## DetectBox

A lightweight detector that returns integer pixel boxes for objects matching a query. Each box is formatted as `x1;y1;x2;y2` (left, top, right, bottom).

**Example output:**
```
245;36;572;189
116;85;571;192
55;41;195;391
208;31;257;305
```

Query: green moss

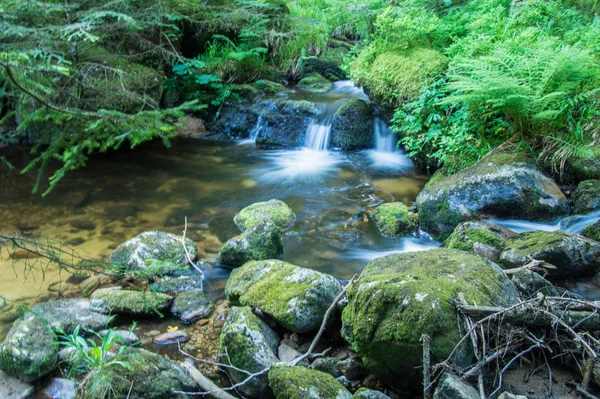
268;365;351;399
234;199;296;231
331;99;374;151
90;290;173;317
217;223;283;267
574;180;600;215
253;79;288;94
297;73;333;93
444;222;510;252
582;222;600;241
503;230;568;255
370;202;414;237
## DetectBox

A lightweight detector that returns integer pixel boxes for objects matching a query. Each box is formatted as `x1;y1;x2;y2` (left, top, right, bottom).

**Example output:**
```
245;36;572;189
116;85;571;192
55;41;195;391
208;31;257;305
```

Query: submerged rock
109;230;197;274
499;230;600;279
297;73;333;93
416;153;568;240
153;331;189;345
31;298;114;335
171;291;214;324
341;248;519;387
331;99;374;151
218;222;283;267
433;373;480;399
0;313;58;382
573;180;600;215
0;371;34;399
219;306;279;398
582;221;600;241
443;221;516;261
234;199;296;232
226;260;342;333
511;270;559;298
369;202;416;237
268;365;352;399
90;289;173;316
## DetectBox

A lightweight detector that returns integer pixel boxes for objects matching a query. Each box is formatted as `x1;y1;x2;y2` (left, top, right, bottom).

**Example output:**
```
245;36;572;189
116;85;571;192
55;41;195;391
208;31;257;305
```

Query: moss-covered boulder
170;291;214;324
253;80;289;95
0;313;58;382
297;73;333;93
217;222;283;267
567;147;600;181
219;306;279;398
31;298;113;335
109;231;197;275
95;348;196;399
416;154;569;240
268;365;352;399
302;47;348;81
341;248;519;387
582;221;600;241
226;260;342;333
331;99;374;151
499;230;600;279
90;289;173;316
511;270;559;298
443;221;516;261
432;373;480;399
369;202;416;237
235;199;296;232
573;180;600;215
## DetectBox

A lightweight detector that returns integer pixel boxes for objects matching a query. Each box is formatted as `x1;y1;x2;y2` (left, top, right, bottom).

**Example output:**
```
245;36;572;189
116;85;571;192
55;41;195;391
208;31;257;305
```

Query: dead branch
179;361;237;399
181;217;204;277
503;257;557;276
566;381;599;399
421;334;432;399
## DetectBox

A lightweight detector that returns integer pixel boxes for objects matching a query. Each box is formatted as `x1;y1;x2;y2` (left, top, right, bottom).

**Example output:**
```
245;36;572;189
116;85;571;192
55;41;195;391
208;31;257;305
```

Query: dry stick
181;217;204;276
178;361;238;399
489;342;545;399
582;357;595;391
421;334;432;399
566;381;599;399
458;293;486;399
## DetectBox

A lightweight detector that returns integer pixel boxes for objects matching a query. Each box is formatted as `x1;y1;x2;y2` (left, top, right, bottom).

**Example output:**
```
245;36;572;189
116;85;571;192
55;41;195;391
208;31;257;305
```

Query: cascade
373;117;397;152
304;116;333;151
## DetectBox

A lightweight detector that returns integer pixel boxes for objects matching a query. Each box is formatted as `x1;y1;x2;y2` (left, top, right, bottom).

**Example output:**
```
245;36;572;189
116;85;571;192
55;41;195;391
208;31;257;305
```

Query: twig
181;217;204;276
566;380;599;399
421;334;432;399
582;357;594;391
178;361;238;399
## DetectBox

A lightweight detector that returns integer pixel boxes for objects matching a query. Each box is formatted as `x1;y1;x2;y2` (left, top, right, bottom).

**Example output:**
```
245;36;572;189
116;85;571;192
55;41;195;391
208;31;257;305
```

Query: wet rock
582;221;600;241
171;291;214;324
499;230;600;279
341;249;519;388
219;306;279;398
42;378;77;399
369;202;416;237
567;147;600;181
109;230;197;274
311;357;342;378
297;73;333;93
99;329;140;345
433;373;480;399
90;289;173;316
497;393;527;399
268;365;352;399
574;180;600;215
149;271;204;293
153;330;189;345
278;342;301;363
352;388;391;398
31;298;114;335
511;270;559;298
337;355;368;380
0;371;34;399
0;313;58;382
331;99;374;151
234;199;296;232
416;153;568;240
226;260;342;333
253;80;289;95
337;375;360;390
443;221;516;261
217;222;283;267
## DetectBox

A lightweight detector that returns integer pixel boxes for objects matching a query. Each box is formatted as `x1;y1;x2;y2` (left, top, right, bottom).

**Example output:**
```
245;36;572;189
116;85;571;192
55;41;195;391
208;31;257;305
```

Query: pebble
153;330;190;345
42;378;77;399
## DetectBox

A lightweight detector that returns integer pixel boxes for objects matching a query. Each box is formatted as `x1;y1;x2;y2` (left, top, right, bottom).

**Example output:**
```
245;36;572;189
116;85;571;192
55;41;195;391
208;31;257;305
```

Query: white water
349;234;441;262
238;115;267;145
255;149;344;184
366;118;415;173
304;116;333;151
488;209;600;235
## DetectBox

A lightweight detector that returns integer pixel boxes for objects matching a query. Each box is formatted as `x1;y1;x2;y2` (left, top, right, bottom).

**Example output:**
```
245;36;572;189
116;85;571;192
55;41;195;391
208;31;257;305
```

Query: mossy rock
148;271;204;294
253;80;289;95
217;222;283;267
0;313;58;382
234;199;296;232
95;348;196;399
219;306;279;398
302;47;348;81
369;202;415;237
331;99;374;151
573;180;600;215
511;270;559;298
90;289;173;316
416;153;568;241
109;230;197;275
268;365;352;399
582;221;600;241
297;73;333;93
171;291;214;324
499;230;600;279
566;147;600;181
30;298;113;335
225;260;342;333
443;221;516;261
341;248;519;387
432;373;480;399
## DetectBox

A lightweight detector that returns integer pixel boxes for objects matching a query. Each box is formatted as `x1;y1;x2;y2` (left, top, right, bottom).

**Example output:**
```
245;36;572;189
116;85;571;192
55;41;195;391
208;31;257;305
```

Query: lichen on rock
234;199;296;232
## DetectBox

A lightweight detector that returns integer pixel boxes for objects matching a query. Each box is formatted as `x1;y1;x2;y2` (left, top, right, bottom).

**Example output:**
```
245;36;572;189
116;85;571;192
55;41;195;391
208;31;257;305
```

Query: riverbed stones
31;298;114;335
226;260;342;332
574;180;600;215
369;202;416;237
217;222;283;267
153;330;189;345
499;230;600;279
352;388;391;399
234;199;296;232
0;371;34;399
90;289;173;316
433;373;480;399
149;270;204;293
341;248;519;387
443;221;516;261
171;291;214;324
416;153;569;240
311;357;342;378
297;73;333;93
331;99;374;151
268;365;352;399
0;313;58;382
109;230;197;274
582;221;600;241
219;306;279;398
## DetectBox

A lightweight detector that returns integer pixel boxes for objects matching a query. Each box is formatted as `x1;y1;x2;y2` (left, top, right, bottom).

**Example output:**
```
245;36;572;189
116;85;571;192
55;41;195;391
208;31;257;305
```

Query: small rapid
488;209;600;235
366;118;415;173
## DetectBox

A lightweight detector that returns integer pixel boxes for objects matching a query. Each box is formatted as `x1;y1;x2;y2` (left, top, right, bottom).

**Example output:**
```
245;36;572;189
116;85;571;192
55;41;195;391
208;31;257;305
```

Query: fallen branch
503;257;556;276
566;380;599;399
421;334;432;399
179;361;238;399
181;217;204;277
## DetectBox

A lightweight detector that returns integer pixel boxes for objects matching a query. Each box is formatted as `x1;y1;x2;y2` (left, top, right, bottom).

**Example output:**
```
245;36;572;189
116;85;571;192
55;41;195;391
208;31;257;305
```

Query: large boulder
226;260;342;333
573;180;600;215
331;99;374;151
268;365;352;399
234;199;296;232
31;298;114;335
582;221;600;241
0;313;58;382
341;248;519;387
499;230;600;279
217;222;283;267
297;73;333;93
90;289;173;316
416;154;569;240
433;373;480;399
219;306;279;398
109;231;197;274
369;202;416;237
171;291;214;324
567;147;600;181
443;221;516;261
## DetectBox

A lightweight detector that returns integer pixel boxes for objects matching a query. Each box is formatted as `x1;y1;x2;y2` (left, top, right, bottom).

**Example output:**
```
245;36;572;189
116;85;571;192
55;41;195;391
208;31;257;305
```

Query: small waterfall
368;118;414;173
304;116;333;151
373;118;397;152
249;116;265;141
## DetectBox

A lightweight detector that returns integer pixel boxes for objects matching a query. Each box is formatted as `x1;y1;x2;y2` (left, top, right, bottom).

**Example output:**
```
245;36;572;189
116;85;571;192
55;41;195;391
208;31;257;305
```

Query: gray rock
31;298;113;335
337;356;368;380
0;371;34;399
90;289;173;316
497;393;527;399
443;221;516;261
511;270;559;298
331;99;374;151
433;373;480;399
352;388;392;398
153;331;189;345
99;329;140;345
217;222;283;267
0;313;58;382
336;375;360;390
219;306;279;398
149;271;204;293
42;378;77;399
574;180;600;215
256;100;319;148
234;199;296;232
171;291;214;324
268;365;352;399
278;342;301;363
311;357;342;378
